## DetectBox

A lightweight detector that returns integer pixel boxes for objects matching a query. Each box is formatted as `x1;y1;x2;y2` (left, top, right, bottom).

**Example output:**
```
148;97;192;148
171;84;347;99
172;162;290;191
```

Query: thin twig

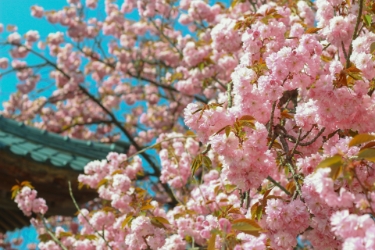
227;82;233;108
353;168;375;216
68;181;113;250
287;162;302;199
290;128;302;158
76;45;208;104
341;41;349;63
150;20;183;57
346;0;364;68
323;43;331;51
299;127;325;146
212;77;226;89
300;125;315;141
280;135;303;198
248;0;257;12
41;215;68;250
266;176;291;196
245;190;251;210
78;85;178;205
268;101;277;138
58;120;114;133
201;144;211;155
0;63;48;78
127;135;196;161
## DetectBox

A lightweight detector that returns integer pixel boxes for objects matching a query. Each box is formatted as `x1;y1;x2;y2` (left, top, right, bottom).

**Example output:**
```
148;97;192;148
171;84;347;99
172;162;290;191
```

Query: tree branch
346;0;364;68
266;176;291;196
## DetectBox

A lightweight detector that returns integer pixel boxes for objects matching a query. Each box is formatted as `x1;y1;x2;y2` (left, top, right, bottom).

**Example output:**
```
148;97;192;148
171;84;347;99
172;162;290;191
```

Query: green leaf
371;42;375;54
316;155;343;180
241;121;256;129
224;184;237;193
231;218;261;236
78;182;88;190
227;207;242;214
174;213;183;220
214;125;230;136
250;202;263;220
272;13;284;19
230;0;239;8
85;234;97;240
316;155;343;169
152;143;161;151
349;134;375;147
239;115;255;122
358;148;375;162
250;203;259;220
38;233;52;242
102;206;117;213
20;181;34;189
122;214;134;229
170;72;183;82
364;15;372;26
152;216;170;225
225;126;231;137
96;178;108;189
330;164;343;180
346;66;361;73
135;187;146;196
305;27;322;34
11;185;20;200
140;204;155;211
59;232;73;238
207;233;217;250
151;217;169;229
321;55;333;62
361;141;375;150
255;204;263;220
198;62;204;71
214;184;221;195
191;154;202;176
261;188;272;207
111;170;123;176
185;130;196;137
347;72;363;81
202;155;212;168
205;200;215;205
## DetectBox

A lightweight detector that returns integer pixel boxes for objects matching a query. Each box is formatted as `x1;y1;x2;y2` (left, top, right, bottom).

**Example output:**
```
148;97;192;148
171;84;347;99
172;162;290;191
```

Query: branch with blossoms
1;41;180;204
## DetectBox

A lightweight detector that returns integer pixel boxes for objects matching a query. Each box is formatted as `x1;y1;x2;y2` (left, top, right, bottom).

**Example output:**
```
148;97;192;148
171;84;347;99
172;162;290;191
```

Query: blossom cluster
14;186;48;217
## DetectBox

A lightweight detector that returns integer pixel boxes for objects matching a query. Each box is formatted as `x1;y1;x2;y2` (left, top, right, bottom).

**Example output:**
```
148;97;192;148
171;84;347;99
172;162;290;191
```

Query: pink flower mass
3;0;375;249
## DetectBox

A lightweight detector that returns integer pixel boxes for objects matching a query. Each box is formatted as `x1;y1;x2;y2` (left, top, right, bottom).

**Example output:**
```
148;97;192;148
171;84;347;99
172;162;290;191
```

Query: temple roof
0;115;128;171
0;115;128;233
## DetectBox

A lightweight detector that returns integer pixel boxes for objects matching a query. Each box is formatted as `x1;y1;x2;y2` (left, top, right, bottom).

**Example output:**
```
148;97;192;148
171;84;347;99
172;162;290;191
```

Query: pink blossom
31;6;44;18
8;32;21;44
159;235;186;250
211;18;241;53
14;186;48;216
86;0;97;9
25;30;40;42
0;58;9;69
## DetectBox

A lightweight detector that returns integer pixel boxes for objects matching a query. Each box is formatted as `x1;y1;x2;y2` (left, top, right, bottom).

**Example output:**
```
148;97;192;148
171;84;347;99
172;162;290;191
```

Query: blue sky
0;0;67;107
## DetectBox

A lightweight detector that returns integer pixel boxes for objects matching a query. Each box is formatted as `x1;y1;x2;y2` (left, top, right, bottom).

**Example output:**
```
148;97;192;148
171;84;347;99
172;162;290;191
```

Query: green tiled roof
0;115;128;171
